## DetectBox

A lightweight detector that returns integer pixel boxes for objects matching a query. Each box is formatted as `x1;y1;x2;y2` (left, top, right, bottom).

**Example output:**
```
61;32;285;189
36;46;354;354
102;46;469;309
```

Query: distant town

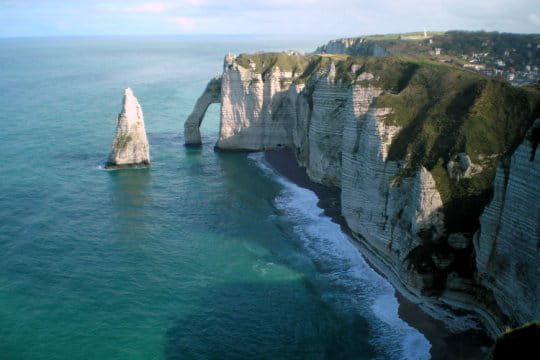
428;35;540;85
327;31;540;86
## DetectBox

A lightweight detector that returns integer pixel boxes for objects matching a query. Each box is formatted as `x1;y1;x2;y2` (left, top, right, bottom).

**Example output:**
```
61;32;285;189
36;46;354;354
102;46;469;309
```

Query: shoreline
263;148;492;360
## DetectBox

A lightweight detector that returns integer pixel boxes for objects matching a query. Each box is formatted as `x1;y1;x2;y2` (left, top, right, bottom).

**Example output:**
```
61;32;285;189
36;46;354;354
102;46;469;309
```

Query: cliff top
235;52;315;78
318;31;540;56
316;31;540;81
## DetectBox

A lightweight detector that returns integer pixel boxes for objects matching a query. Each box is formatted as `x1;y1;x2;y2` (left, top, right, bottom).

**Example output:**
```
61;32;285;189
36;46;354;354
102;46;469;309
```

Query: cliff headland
184;31;540;343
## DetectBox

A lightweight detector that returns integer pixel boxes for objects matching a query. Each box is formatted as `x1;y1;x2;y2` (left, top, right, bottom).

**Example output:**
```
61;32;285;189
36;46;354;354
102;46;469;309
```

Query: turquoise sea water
0;36;430;360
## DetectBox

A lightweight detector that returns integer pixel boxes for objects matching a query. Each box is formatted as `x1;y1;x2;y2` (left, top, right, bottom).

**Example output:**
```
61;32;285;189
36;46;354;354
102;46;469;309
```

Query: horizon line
2;29;539;40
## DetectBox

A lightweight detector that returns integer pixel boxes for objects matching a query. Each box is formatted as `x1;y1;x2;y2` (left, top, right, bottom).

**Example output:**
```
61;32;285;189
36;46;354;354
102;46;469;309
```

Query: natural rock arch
184;76;222;146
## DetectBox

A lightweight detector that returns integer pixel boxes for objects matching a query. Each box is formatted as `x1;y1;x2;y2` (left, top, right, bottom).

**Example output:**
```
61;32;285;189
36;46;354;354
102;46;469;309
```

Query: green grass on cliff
360;32;445;41
322;31;540;65
235;52;314;78
373;59;540;233
291;55;420;90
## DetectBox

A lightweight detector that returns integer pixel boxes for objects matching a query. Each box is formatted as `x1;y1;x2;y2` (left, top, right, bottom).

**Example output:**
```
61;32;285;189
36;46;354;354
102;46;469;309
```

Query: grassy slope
433;31;540;69
326;31;540;69
374;59;540;233
235;52;315;78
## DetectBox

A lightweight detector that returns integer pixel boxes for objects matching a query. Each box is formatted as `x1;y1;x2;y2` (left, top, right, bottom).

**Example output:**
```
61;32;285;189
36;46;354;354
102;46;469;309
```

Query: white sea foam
249;153;431;360
95;159;107;170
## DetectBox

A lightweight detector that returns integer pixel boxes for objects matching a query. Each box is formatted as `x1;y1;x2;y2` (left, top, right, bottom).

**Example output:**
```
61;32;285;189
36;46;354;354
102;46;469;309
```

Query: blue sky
1;0;540;37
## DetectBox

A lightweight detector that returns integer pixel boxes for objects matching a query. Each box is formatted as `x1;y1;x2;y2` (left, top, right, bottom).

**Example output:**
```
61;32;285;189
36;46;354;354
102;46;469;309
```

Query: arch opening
184;76;222;147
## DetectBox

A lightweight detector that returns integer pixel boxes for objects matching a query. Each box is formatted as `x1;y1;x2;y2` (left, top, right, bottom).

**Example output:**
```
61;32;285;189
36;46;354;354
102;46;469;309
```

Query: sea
0;35;431;360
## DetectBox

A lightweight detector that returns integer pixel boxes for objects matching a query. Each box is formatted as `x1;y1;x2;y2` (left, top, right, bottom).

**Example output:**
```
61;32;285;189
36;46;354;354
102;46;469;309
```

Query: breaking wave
250;153;431;360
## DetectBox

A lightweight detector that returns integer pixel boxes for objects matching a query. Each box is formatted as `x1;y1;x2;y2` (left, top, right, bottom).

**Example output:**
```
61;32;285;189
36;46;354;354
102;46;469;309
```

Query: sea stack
106;88;150;169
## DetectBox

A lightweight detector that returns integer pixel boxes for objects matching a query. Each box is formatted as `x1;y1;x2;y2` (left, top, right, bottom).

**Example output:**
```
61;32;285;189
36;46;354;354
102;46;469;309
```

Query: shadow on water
163;150;394;359
148;132;183;147
162;151;380;359
214;151;282;207
184;146;203;157
107;168;152;236
163;280;376;360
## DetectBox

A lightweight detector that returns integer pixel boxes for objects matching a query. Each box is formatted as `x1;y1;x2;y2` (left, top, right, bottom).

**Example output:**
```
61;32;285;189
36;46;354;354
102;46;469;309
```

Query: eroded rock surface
215;54;296;150
474;120;540;327
316;37;387;56
184;76;221;146
106;88;150;169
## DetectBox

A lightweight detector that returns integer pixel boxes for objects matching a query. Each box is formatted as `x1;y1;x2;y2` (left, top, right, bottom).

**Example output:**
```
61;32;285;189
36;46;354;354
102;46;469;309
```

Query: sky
1;0;540;38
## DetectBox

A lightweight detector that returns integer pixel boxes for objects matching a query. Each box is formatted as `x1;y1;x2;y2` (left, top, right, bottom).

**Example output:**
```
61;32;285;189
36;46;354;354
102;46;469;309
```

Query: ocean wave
249;153;431;360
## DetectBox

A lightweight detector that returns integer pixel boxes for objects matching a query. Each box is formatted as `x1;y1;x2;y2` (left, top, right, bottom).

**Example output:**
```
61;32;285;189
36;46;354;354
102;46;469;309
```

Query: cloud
125;2;175;13
119;1;205;14
168;15;194;29
529;13;540;26
2;0;540;37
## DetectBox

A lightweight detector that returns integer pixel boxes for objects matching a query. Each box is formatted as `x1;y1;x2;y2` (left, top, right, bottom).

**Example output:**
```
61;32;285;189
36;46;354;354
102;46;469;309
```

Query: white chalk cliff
184;76;221;146
184;52;540;337
316;37;387;56
216;54;296;150
106;88;150;169
474;119;540;328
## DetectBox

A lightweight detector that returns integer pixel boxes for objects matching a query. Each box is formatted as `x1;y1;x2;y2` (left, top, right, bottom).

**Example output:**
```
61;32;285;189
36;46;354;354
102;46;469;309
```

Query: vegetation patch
235;52;314;78
372;59;540;233
320;31;540;68
433;31;540;69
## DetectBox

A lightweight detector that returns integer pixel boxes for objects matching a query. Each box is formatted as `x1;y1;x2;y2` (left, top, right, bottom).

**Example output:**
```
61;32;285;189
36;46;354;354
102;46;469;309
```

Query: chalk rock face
295;62;350;186
339;84;445;293
474;119;540;327
216;54;295;150
292;69;447;296
316;37;387;56
106;88;150;169
184;76;221;146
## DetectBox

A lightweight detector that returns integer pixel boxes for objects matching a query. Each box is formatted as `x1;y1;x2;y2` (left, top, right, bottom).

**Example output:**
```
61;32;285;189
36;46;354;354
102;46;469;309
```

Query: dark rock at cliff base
488;322;540;360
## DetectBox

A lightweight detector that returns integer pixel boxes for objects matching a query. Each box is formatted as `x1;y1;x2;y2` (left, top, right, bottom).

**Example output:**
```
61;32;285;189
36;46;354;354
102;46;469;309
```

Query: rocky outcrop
295;62;350;186
106;88;150;169
474;119;540;327
215;54;296;150
184;76;221;146
186;51;540;337
447;153;483;180
316;37;387;56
